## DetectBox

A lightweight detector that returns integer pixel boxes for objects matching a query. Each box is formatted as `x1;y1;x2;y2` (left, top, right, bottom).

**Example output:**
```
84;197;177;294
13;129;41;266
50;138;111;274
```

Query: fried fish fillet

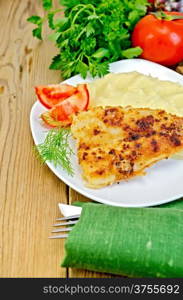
71;106;183;188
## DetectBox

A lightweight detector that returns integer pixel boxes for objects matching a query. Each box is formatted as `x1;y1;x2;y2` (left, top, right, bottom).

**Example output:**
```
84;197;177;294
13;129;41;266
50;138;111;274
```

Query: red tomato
41;84;89;127
35;84;77;109
41;111;71;127
132;12;183;66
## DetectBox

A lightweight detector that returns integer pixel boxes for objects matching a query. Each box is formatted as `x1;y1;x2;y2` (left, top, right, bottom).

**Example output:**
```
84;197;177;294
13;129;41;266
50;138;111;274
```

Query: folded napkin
61;200;183;277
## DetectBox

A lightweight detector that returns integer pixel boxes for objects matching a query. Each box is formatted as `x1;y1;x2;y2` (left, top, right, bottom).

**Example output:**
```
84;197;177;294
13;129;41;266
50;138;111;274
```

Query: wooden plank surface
0;0;68;278
5;0;183;279
0;0;115;278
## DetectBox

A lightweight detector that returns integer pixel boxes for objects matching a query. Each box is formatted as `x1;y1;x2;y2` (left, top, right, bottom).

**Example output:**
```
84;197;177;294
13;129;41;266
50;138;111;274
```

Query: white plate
30;59;183;207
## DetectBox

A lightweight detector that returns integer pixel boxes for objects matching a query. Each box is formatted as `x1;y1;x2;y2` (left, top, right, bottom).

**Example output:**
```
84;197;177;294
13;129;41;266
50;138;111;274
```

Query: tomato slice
71;84;89;111
50;102;76;121
35;84;77;109
41;84;89;127
41;111;71;127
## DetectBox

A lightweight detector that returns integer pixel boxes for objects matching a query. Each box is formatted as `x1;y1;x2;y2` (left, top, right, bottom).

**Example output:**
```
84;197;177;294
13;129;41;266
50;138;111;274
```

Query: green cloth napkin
61;199;183;277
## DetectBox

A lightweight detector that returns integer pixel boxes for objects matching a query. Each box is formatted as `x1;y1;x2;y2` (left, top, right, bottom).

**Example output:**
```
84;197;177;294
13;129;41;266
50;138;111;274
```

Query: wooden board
4;0;183;279
0;0;67;278
0;0;116;278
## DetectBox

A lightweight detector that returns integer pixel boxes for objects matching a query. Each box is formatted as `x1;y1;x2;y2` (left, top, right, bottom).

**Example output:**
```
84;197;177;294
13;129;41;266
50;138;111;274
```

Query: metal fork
49;214;80;239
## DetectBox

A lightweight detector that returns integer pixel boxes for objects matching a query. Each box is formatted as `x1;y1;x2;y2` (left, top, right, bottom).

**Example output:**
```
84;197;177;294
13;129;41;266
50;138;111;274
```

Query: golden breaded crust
71;106;183;188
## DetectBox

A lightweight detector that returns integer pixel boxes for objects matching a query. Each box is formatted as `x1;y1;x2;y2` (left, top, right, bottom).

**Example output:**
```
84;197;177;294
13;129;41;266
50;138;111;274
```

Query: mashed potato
88;72;183;159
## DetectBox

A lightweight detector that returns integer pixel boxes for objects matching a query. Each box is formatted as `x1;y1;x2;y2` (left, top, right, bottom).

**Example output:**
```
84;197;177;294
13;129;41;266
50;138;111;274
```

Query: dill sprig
35;128;74;176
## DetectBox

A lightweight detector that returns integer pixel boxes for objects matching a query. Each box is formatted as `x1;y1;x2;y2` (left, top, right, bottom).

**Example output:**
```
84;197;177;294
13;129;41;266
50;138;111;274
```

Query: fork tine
52;227;72;233
53;220;78;227
49;234;68;239
56;214;80;221
50;213;80;239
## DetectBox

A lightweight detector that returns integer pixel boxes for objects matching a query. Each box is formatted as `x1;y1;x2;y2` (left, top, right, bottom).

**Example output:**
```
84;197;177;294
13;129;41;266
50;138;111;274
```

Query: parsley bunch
28;0;149;79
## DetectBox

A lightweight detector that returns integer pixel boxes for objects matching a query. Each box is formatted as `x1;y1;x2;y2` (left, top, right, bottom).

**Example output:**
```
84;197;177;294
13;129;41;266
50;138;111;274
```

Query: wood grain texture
5;0;182;279
0;0;67;278
0;0;115;278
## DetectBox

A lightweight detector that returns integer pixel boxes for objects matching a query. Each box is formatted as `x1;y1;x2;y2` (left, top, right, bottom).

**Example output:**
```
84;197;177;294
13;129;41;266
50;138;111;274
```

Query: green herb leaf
121;47;143;59
48;32;62;42
54;18;67;28
48;12;55;29
28;0;149;78
92;48;110;60
27;15;42;25
60;0;82;8
49;54;62;70
95;61;109;77
76;61;88;79
42;0;53;11
85;22;95;37
36;128;74;176
89;61;109;78
127;10;142;29
32;25;42;40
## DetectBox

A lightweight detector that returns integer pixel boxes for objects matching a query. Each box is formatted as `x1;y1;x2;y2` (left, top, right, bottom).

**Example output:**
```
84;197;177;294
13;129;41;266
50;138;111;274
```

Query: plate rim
30;58;183;207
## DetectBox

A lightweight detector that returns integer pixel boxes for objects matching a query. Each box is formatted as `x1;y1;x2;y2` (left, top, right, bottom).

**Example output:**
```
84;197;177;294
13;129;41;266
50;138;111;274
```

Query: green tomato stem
151;11;183;21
